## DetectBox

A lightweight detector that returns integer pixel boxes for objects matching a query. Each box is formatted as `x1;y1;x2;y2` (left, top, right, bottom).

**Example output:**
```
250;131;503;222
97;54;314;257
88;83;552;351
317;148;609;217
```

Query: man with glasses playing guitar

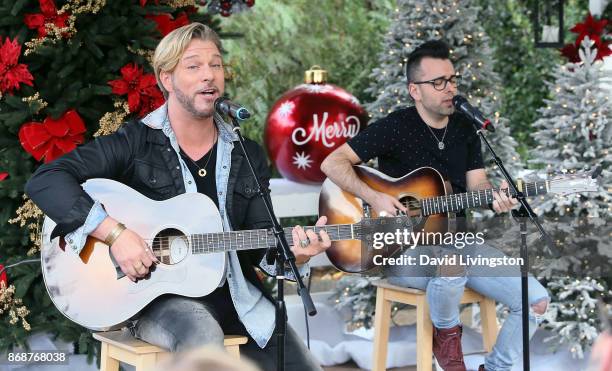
321;40;550;371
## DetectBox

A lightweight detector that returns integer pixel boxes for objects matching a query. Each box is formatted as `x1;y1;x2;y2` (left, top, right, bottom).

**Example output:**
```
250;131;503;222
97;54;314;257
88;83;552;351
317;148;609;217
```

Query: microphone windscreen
214;97;226;111
452;95;467;108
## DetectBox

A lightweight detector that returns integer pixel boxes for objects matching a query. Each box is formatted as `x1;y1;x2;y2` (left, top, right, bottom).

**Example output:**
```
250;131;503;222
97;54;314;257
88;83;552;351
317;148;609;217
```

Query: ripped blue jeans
385;243;550;371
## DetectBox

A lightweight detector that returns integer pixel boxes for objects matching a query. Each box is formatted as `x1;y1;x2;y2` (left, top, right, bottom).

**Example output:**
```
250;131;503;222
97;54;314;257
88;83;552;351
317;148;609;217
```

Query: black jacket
25;119;274;292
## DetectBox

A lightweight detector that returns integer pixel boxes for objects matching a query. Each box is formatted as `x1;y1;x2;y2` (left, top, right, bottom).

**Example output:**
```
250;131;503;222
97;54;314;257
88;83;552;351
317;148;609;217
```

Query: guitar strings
139;225;359;247
137;178;588;246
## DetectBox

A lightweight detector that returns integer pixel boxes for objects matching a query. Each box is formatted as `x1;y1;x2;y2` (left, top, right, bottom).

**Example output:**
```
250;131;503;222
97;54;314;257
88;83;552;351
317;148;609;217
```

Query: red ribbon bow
19;110;86;163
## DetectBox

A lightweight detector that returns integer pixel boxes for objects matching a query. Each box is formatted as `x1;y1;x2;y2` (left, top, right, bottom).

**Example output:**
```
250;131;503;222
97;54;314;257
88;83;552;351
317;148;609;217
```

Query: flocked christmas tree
529;37;611;358
365;0;523;178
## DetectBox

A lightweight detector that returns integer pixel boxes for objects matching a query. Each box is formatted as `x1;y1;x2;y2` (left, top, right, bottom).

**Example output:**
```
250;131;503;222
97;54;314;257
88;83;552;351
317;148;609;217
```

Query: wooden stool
372;279;499;371
93;330;248;371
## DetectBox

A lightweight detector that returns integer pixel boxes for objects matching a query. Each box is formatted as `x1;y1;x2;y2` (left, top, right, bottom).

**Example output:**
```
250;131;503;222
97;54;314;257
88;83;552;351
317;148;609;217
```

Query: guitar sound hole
152;228;189;265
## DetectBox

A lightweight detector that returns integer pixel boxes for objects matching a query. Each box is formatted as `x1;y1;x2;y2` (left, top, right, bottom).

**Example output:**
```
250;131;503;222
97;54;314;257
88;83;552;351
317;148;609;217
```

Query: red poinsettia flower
0;172;8;181
560;43;580;63
108;63;165;117
0;264;6;287
0;37;34;95
571;14;608;39
24;0;71;38
592;39;612;61
574;33;611;61
146;12;190;37
561;13;612;62
139;85;165;117
19;109;86;163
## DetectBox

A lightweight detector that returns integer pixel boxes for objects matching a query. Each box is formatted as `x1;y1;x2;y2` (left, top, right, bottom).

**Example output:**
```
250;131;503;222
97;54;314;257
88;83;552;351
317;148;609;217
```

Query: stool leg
372;287;392;371
226;344;240;359
480;298;499;353
135;353;157;371
416;295;433;371
99;343;119;371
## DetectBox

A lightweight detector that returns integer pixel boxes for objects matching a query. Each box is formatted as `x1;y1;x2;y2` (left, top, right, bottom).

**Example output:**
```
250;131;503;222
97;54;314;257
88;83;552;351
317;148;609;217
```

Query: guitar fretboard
189;224;358;254
420;180;549;216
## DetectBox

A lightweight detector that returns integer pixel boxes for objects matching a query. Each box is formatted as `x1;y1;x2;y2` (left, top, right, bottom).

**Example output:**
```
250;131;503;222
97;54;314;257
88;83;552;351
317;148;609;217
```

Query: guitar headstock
548;169;601;196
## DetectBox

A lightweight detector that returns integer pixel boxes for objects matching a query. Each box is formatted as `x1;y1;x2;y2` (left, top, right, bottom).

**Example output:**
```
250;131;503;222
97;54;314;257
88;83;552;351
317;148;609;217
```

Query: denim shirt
65;103;309;348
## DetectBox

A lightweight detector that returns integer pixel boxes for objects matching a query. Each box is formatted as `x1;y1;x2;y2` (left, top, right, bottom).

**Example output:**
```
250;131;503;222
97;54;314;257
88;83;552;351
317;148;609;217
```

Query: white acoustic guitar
41;178;369;331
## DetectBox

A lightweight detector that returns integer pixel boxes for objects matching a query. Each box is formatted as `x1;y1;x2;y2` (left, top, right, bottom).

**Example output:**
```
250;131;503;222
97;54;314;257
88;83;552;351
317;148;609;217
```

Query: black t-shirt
179;144;245;334
180;145;219;208
348;106;484;195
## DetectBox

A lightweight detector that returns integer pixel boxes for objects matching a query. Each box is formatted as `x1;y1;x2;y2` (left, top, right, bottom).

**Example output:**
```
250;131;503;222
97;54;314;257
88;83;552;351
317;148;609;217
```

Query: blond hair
153;23;222;98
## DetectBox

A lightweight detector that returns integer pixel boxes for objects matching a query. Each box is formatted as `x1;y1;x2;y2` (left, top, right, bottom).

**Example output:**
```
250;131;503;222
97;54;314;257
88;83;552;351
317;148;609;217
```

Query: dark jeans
133;292;322;371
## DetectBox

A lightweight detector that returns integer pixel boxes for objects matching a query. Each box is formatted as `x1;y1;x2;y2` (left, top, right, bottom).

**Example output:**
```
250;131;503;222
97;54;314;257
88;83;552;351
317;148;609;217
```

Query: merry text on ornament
291;112;361;148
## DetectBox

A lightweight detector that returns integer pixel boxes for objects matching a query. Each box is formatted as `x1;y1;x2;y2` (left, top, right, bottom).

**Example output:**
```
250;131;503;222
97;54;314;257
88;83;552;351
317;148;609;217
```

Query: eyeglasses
412;75;461;91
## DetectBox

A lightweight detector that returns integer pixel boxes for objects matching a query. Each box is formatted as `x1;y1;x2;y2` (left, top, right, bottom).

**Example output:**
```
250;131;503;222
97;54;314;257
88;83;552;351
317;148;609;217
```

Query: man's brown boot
432;325;467;371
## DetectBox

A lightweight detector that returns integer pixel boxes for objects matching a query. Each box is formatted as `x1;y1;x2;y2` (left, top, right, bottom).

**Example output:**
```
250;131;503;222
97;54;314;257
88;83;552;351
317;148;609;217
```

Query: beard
173;82;215;119
421;95;455;117
438;105;455;116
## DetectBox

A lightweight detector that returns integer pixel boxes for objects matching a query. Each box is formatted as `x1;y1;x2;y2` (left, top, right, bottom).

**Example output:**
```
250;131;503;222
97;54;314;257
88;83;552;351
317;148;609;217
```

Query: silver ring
299;239;309;248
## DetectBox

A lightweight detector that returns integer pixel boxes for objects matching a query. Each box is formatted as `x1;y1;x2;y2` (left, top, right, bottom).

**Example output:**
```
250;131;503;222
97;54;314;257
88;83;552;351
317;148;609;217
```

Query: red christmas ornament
0;264;6;287
220;9;231;17
220;1;232;10
265;66;368;184
0;172;8;181
19;109;86;163
244;0;255;7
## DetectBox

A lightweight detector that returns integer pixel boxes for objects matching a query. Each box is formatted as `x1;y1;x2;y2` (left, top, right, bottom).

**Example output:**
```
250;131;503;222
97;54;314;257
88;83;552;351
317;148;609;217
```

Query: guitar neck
421;180;549;216
190;224;356;254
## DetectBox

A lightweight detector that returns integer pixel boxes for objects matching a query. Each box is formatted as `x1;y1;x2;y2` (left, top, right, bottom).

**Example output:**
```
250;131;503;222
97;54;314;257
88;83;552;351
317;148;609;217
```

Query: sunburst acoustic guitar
319;165;599;273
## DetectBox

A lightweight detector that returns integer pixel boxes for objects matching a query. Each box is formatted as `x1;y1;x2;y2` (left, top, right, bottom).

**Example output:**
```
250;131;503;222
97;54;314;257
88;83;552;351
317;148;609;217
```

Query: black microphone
452;95;495;132
214;97;251;121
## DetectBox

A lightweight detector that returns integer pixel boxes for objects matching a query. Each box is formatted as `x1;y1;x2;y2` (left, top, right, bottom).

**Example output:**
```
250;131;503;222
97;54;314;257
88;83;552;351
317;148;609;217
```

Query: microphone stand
227;116;316;371
473;127;558;371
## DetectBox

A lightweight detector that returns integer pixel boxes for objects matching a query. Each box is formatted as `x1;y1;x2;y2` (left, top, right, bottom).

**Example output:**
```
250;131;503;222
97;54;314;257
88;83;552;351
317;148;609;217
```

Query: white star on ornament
292;151;313;170
278;101;295;118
